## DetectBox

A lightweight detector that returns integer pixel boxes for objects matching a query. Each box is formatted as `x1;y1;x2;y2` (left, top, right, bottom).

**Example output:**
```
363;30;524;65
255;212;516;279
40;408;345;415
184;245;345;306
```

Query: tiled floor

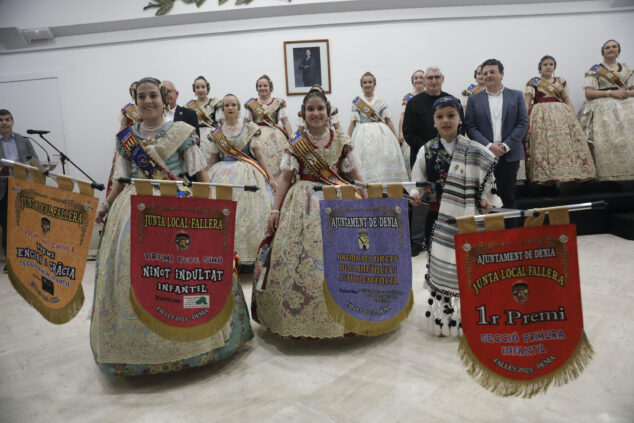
0;234;632;423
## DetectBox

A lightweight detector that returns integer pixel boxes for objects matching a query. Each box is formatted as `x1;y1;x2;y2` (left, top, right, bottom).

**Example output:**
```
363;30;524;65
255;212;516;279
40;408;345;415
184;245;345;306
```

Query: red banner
455;224;592;397
129;195;236;342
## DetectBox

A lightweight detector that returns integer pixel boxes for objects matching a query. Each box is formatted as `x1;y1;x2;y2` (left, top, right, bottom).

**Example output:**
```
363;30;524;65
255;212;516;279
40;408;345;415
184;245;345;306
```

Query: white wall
1;4;633;198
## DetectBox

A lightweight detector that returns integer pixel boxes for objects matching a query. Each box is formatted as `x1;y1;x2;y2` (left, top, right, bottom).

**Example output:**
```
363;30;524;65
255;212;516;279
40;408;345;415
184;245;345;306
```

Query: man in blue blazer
1;109;39;268
464;58;528;209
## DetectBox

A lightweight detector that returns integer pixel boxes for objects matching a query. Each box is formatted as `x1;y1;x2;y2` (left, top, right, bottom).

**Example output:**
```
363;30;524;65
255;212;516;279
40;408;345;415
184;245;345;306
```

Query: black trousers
1;193;7;256
494;156;519;209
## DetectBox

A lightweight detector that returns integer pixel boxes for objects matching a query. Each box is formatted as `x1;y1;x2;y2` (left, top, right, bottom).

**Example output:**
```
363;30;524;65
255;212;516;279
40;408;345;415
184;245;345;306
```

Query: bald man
162;80;199;137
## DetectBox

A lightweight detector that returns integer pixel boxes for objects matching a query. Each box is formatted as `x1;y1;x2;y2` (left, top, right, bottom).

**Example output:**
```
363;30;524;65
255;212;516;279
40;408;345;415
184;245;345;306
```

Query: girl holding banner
91;77;253;375
297;85;341;132
347;72;409;183
206;94;276;271
254;90;367;338
244;75;293;181
410;96;501;337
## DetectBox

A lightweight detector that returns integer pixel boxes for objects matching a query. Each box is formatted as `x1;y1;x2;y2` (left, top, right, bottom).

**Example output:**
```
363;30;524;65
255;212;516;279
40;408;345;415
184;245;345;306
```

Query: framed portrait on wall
283;39;331;96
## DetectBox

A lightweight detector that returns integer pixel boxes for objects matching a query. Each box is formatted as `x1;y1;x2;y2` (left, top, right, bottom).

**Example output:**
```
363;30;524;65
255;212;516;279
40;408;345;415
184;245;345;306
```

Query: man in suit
403;67;452;256
298;49;315;86
162;80;201;181
464;58;528;210
0;109;39;269
161;80;199;137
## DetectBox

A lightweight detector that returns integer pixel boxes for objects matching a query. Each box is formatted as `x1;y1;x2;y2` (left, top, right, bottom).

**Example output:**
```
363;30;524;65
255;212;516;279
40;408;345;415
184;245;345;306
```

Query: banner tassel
8;261;85;324
457;332;594;398
323;283;414;336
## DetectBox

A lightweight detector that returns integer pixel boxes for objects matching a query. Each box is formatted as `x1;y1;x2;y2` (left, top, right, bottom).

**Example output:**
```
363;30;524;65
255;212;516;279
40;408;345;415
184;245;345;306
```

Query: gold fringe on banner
484;213;505;231
7;261;85;324
386;183;403;199
135;180;154;196
457;332;594;398
524;208;546;227
549;206;570;225
322;186;338;200
56;175;74;191
323;282;414;336
192;182;210;199
129;287;234;342
367;184;382;199
159;180;178;197
456;216;477;234
215;184;233;200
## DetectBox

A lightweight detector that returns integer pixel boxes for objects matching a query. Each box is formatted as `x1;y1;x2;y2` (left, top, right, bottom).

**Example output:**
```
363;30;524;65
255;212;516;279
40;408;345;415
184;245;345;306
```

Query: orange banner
7;177;98;324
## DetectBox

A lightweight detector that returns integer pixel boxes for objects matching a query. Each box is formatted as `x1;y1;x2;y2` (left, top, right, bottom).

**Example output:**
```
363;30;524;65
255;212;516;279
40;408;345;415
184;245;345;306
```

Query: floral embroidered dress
206;123;274;266
91;121;253;375
350;96;408;183
578;63;634;180
524;77;595;183
253;129;358;338
244;97;289;181
195;98;222;160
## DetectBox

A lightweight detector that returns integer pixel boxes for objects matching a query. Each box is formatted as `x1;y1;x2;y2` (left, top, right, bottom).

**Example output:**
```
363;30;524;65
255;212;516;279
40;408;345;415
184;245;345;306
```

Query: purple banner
320;198;412;322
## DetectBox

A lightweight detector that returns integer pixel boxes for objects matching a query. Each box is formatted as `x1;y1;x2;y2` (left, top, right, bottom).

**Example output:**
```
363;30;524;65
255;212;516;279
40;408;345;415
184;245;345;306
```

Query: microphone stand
27;137;51;163
35;133;105;191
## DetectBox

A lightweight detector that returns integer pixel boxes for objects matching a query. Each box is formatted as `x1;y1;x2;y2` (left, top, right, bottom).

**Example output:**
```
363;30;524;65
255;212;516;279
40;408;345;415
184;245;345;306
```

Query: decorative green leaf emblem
144;0;291;16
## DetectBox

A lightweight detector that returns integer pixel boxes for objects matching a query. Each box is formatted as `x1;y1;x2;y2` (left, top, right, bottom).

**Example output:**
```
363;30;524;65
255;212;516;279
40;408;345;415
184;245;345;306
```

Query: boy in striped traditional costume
409;96;501;336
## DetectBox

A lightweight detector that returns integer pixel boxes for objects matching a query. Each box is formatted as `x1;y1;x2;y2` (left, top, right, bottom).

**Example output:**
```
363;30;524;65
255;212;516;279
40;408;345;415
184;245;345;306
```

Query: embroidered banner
455;224;592;397
7;177;97;324
129;195;236;342
320;197;413;335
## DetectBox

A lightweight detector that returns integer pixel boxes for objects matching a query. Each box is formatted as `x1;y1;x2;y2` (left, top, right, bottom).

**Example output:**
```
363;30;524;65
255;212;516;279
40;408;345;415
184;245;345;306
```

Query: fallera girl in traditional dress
461;65;485;111
253;90;367;338
187;76;222;162
243;75;293;182
348;72;409;184
91;78;253;375
524;55;595;184
578;39;634;181
397;69;426;177
297;84;341;132
410;96;501;337
206;94;276;271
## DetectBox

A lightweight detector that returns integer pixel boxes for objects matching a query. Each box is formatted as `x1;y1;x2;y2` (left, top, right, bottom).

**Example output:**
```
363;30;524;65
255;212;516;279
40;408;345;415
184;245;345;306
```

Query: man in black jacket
162;80;201;181
162;80;199;137
402;67;452;256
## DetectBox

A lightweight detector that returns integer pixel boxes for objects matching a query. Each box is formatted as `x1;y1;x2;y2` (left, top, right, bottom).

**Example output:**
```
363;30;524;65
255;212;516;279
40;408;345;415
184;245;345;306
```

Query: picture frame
283;39;331;96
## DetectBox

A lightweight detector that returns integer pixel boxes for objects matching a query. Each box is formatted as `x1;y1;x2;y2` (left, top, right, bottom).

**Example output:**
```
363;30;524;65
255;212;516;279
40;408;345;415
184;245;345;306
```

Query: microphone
26;129;50;135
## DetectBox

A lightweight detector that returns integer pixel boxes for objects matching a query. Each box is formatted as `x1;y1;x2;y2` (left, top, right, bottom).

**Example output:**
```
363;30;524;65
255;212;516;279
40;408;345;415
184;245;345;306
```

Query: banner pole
1;158;104;191
116;177;259;192
446;201;607;224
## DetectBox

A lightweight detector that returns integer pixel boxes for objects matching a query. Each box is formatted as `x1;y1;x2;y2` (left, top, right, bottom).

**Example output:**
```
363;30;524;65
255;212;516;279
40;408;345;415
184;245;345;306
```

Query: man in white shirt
464;58;528;209
161;80;199;137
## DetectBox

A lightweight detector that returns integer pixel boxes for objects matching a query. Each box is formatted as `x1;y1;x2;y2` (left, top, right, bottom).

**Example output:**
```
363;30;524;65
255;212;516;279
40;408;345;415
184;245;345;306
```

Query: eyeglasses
425;75;442;80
